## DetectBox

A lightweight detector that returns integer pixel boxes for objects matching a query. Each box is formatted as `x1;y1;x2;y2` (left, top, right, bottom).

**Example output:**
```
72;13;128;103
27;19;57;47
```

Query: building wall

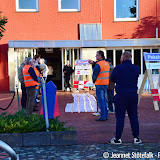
102;0;160;39
0;0;159;43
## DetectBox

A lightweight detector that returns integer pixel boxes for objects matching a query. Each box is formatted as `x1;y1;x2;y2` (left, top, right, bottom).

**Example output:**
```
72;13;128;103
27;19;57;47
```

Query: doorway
38;48;62;90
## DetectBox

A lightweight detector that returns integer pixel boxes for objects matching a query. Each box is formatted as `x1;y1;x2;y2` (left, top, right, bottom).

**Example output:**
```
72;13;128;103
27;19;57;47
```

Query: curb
0;131;77;147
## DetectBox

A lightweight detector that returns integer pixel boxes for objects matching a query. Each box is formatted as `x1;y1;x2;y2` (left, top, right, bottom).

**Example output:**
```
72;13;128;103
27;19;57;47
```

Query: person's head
34;55;41;63
96;50;105;61
66;60;70;66
26;57;35;67
24;57;27;65
106;58;112;65
39;58;45;64
121;51;132;62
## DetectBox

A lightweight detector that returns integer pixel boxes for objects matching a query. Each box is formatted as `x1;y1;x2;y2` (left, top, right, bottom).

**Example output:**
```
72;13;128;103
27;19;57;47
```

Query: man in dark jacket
63;60;74;91
18;58;27;109
106;58;115;112
109;51;142;144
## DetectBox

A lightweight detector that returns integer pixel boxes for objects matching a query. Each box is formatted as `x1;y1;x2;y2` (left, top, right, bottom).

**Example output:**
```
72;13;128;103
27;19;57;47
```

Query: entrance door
38;48;62;90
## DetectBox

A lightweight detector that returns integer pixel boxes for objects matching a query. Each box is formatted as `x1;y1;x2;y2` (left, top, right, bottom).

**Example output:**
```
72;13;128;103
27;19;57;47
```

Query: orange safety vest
95;60;110;85
23;65;38;87
159;69;160;75
34;67;40;89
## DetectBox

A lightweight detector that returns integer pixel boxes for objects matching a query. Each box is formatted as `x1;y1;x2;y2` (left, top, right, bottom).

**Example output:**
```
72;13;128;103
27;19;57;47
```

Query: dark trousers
64;76;71;90
107;89;114;111
114;94;139;140
21;83;27;109
26;87;36;115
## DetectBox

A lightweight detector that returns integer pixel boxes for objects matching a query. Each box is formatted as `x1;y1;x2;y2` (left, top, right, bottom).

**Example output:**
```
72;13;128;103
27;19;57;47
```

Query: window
114;0;138;21
16;0;39;12
59;0;80;12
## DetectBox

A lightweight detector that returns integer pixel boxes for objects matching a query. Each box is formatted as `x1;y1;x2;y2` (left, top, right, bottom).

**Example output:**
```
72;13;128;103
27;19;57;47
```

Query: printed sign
75;70;90;75
75;65;91;70
75;60;90;65
146;63;160;69
144;53;160;61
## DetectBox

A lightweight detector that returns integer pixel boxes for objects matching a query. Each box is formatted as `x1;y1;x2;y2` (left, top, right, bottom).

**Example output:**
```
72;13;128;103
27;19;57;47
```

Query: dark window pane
61;0;78;9
19;0;36;9
116;50;122;66
125;49;131;52
142;49;150;74
152;49;159;53
152;49;159;74
134;49;141;73
116;0;136;18
106;50;113;64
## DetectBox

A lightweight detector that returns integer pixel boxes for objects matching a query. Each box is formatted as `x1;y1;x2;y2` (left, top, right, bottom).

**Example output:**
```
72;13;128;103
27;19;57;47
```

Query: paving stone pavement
1;143;160;160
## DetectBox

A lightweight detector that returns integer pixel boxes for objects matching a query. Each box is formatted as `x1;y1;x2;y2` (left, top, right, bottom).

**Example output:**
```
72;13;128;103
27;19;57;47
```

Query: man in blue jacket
109;51;142;144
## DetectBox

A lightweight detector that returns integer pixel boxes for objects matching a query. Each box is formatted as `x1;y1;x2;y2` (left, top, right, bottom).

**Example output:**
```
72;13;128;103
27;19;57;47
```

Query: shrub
0;110;75;133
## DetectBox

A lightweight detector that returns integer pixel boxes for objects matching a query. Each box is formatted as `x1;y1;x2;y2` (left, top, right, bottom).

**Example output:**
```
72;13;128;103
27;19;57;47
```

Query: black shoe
96;118;106;121
33;108;39;112
64;90;66;92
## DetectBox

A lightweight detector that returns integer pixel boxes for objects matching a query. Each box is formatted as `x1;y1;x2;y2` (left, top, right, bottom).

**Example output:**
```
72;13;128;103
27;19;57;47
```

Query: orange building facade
0;0;160;91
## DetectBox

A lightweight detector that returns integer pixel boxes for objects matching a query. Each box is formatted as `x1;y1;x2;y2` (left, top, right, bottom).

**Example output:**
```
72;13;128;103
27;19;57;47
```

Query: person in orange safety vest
23;57;38;115
92;50;110;121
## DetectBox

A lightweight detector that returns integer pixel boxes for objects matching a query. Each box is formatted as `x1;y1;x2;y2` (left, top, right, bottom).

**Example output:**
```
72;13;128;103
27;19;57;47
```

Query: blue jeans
107;89;114;111
114;94;139;140
96;85;108;119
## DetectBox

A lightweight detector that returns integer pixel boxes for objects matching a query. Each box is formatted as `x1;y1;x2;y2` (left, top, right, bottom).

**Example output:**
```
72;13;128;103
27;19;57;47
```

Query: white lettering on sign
146;63;160;69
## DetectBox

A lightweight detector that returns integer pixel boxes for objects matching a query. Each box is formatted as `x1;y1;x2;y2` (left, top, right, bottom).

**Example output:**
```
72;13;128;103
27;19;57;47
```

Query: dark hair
97;50;105;59
106;58;111;63
34;54;40;60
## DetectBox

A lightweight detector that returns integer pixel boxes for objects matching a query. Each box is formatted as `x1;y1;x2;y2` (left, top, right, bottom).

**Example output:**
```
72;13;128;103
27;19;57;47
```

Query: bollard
16;84;21;111
41;78;49;132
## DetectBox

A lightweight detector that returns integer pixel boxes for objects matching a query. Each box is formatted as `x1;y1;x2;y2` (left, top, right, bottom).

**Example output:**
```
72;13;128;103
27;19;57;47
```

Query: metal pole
42;78;49;132
16;84;21;111
0;140;18;160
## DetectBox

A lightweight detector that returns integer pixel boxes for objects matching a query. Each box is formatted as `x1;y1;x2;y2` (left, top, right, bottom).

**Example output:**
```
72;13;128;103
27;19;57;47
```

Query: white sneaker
134;138;142;144
109;137;122;144
36;99;40;103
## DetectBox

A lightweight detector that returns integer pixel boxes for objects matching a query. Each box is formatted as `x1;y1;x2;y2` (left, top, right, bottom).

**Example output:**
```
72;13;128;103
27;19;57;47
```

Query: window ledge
16;9;39;12
114;18;139;22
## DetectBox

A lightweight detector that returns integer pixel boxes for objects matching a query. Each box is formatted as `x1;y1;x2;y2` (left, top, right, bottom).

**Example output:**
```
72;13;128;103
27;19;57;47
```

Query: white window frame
16;0;39;12
58;0;81;12
114;0;139;22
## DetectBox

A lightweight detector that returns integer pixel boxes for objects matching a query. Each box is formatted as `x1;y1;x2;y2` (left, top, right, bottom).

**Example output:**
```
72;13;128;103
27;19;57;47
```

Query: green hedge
0;110;75;133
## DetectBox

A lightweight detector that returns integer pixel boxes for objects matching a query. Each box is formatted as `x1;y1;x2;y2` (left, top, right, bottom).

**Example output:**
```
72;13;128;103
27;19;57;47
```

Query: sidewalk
0;91;160;159
1;143;160;160
0;91;160;144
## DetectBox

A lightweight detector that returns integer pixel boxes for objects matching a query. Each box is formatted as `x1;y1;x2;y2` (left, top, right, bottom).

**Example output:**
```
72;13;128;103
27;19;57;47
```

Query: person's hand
89;59;94;64
64;71;66;73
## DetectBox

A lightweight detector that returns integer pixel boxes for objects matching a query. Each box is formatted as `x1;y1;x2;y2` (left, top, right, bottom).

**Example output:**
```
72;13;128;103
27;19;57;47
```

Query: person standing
63;60;74;92
109;51;142;144
106;58;115;112
39;58;49;81
92;50;110;121
23;57;38;115
34;55;41;103
18;58;27;109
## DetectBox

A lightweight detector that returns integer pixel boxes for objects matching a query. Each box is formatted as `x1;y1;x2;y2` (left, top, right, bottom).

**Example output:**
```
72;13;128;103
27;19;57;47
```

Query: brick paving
0;91;160;159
